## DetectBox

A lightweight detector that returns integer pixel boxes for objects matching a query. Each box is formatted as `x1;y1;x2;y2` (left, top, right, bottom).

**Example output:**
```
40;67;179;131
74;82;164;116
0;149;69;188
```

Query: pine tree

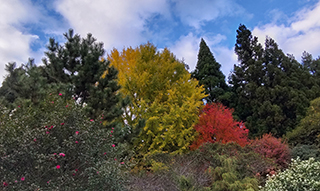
230;25;312;137
42;29;124;120
229;24;264;136
191;38;229;104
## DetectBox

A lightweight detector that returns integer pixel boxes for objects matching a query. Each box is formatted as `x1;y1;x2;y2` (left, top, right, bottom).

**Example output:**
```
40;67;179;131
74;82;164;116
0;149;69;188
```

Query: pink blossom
75;141;79;144
110;135;112;137
59;153;65;157
3;182;8;186
14;180;17;183
18;105;20;108
112;144;115;147
21;177;25;181
75;131;79;135
90;119;94;122
56;165;61;169
121;162;124;164
112;127;114;130
111;131;113;133
66;105;68;107
51;101;54;104
33;138;37;142
103;152;107;155
96;171;99;174
46;131;50;134
60;123;64;125
72;173;75;176
75;169;78;172
53;153;57;155
49;126;53;130
59;93;62;96
114;158;117;161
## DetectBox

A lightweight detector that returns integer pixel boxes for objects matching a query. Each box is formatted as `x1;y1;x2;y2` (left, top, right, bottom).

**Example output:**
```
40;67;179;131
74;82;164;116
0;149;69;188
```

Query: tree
108;43;206;154
230;24;312;138
190;103;249;150
1;29;124;120
229;24;264;134
0;59;48;107
287;97;320;147
191;38;229;104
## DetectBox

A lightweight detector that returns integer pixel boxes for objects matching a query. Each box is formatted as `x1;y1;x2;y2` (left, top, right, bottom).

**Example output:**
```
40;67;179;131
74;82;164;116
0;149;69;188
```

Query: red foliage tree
190;103;249;150
250;133;291;169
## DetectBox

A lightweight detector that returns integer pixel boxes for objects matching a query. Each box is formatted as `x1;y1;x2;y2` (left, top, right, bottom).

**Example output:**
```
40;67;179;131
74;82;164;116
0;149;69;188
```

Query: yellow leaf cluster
108;43;206;155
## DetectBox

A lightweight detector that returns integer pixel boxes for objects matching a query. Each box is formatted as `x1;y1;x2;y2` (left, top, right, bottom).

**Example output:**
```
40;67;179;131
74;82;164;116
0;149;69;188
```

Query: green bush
128;142;273;190
261;157;320;191
0;93;130;190
291;144;320;161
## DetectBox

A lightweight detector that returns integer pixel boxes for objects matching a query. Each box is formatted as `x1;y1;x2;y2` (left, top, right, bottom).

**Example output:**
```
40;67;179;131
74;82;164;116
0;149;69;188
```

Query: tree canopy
108;43;206;154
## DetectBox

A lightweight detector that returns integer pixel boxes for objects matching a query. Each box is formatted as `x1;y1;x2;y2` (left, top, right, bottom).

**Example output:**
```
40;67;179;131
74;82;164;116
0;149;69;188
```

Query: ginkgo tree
107;43;206;155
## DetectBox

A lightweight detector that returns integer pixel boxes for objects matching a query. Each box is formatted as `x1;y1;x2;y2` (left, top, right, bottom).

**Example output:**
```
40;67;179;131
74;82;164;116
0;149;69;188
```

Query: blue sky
1;0;320;84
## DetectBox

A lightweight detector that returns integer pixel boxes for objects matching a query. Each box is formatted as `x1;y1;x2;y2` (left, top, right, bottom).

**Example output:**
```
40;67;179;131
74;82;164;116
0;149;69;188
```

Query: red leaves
250;133;291;169
190;103;249;150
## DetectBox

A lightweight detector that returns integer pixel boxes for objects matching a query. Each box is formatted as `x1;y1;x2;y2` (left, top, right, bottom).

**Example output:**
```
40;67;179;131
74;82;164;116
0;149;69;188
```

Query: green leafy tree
287;97;320;147
191;38;229;104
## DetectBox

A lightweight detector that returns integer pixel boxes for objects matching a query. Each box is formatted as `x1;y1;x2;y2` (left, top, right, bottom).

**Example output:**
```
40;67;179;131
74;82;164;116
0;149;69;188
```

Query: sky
1;0;320;84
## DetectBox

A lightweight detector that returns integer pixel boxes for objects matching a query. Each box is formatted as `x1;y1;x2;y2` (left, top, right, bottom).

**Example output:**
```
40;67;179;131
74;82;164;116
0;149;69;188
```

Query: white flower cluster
261;157;320;191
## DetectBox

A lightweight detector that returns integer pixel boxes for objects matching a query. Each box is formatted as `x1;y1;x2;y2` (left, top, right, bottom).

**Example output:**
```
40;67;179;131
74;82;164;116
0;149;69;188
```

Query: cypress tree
191;38;228;104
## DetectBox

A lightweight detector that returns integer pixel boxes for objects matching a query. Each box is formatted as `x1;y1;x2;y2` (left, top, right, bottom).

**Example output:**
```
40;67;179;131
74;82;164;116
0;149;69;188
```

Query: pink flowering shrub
0;93;131;190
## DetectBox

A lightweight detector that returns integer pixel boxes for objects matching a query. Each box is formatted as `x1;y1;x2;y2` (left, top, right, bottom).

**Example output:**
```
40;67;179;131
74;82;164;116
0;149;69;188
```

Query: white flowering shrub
261;157;320;191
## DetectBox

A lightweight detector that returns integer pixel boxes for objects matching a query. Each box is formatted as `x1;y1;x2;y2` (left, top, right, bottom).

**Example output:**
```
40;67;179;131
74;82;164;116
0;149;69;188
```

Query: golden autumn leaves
106;43;206;155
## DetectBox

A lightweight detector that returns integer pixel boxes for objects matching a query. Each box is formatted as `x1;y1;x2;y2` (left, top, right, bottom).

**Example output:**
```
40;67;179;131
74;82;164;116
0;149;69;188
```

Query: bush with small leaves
250;133;291;169
261;157;320;191
291;144;320;161
0;93;130;190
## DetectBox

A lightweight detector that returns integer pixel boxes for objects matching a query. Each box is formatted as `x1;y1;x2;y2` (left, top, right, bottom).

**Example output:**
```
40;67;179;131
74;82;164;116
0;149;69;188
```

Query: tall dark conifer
230;24;313;137
191;38;228;103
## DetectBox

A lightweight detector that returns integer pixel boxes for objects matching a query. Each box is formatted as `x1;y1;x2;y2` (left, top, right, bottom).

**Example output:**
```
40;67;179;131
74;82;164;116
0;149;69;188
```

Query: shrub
127;142;274;190
207;155;259;191
250;133;291;169
190;103;249;150
261;158;320;191
291;144;320;161
0;93;130;190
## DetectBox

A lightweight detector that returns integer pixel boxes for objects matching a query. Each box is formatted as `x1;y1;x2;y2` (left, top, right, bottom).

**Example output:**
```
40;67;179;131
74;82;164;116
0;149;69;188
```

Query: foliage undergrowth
0;93;131;190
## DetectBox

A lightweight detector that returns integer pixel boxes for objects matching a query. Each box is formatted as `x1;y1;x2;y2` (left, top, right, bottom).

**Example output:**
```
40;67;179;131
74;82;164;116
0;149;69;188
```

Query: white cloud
169;33;200;71
55;0;171;52
169;33;236;78
252;1;320;60
0;0;40;81
172;0;247;29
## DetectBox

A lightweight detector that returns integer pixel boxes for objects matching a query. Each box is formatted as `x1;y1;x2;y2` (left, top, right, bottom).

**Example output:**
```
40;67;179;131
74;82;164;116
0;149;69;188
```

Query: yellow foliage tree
108;43;206;154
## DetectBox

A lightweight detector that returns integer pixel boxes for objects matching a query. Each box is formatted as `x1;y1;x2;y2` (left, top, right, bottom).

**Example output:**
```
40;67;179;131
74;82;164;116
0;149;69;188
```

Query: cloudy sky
1;0;320;84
